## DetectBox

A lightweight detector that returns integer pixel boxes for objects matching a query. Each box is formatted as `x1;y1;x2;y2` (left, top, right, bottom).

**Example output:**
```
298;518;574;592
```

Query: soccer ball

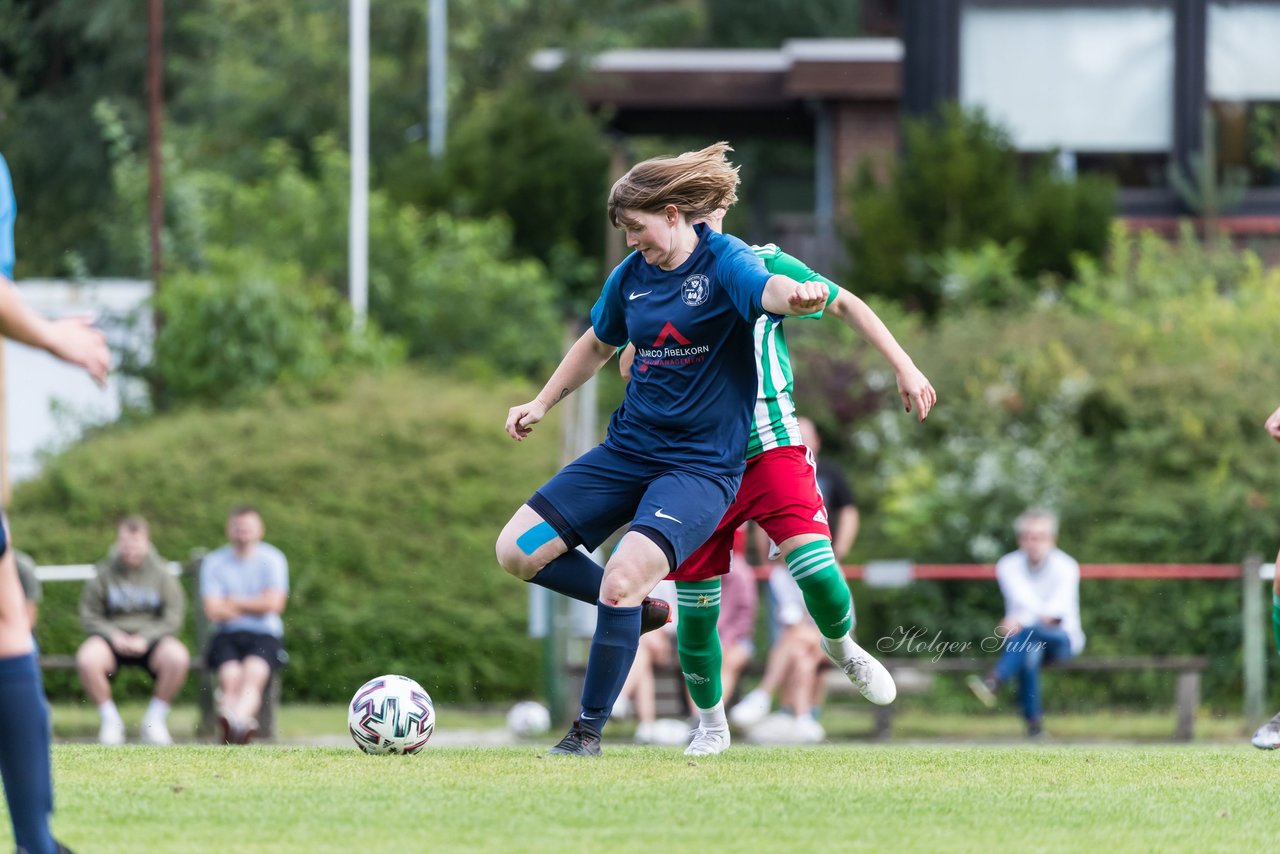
506;700;551;737
347;674;436;754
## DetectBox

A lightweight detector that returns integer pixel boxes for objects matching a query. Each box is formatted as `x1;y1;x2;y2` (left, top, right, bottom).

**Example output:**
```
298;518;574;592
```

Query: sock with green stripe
1272;593;1280;656
786;539;854;640
675;580;724;711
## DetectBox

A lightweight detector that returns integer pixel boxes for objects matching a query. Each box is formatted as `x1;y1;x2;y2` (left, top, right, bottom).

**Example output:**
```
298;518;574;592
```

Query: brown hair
118;515;149;534
228;504;261;520
607;141;741;228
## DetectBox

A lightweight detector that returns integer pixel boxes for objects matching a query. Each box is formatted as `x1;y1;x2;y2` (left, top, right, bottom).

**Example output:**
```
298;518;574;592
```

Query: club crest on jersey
681;273;710;306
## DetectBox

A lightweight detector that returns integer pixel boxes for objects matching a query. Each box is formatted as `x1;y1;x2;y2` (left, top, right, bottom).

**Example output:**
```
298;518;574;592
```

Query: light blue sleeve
589;257;632;347
199;553;227;599
266;547;290;593
713;234;771;322
0;154;16;280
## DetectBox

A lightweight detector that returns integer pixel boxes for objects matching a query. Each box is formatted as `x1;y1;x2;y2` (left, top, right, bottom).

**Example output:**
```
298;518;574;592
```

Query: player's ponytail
607;142;740;228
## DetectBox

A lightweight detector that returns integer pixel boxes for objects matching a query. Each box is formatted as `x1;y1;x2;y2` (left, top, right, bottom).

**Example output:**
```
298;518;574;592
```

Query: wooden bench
34;552;283;741
830;656;1209;741
578;654;1208;741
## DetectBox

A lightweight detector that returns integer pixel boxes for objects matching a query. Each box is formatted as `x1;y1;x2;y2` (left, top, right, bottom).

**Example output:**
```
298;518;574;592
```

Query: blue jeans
993;625;1074;723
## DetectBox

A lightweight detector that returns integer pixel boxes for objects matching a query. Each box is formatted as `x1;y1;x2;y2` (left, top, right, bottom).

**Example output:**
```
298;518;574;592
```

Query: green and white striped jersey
745;243;839;460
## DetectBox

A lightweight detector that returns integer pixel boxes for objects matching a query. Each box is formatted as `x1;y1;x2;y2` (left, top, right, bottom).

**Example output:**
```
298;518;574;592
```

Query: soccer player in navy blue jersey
496;142;829;755
0;152;109;853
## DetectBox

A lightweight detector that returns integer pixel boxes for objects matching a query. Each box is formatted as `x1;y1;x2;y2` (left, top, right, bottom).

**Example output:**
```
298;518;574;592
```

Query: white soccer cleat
98;718;126;746
141;716;173;746
684;725;730;756
826;641;896;705
1251;712;1280;750
729;689;771;728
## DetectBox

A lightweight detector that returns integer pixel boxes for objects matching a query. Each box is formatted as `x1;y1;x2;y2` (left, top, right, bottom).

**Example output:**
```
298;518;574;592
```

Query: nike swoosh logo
654;508;682;524
628;291;652;300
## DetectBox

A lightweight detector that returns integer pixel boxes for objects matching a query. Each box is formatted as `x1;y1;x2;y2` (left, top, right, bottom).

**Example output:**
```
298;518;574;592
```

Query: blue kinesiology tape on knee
516;521;558;555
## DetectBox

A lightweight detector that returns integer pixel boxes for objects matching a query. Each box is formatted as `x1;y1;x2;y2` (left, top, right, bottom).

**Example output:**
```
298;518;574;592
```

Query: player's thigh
500;445;650;574
632;469;739;574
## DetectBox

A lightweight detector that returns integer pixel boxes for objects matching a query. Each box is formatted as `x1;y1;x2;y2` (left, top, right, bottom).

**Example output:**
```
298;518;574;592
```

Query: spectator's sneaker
825;642;897;705
1026;718;1045;739
794;715;827;744
140;716;173;746
633;722;655;744
640;596;672;635
1251;711;1280;749
729;689;772;728
55;841;76;854
611;694;634;720
684;725;730;756
98;717;126;746
745;712;804;745
231;717;259;746
966;674;999;708
548;720;602;756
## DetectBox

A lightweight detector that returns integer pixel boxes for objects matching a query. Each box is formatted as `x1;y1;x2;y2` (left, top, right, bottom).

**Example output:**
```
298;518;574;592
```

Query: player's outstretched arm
826;287;936;422
761;274;829;318
505;327;616;441
1265;405;1280;441
0;277;110;385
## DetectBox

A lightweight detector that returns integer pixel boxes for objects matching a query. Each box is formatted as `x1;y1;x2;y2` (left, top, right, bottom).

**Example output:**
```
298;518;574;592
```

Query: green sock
1272;593;1280;656
786;540;853;639
676;580;723;710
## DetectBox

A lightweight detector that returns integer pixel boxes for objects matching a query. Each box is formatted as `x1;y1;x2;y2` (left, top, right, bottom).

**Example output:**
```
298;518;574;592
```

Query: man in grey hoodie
76;516;189;745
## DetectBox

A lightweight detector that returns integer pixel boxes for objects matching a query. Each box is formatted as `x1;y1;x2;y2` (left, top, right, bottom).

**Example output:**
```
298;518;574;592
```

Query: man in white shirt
967;508;1084;737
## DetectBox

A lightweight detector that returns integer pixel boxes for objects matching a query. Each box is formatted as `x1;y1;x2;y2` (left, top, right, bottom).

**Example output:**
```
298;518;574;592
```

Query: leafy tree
847;104;1115;315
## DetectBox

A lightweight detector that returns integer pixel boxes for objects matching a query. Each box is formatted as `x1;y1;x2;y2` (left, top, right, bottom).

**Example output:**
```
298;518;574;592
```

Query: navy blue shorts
528;443;740;572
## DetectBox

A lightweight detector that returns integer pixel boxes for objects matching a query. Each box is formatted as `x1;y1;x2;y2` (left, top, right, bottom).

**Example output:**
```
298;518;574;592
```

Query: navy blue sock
578;602;641;734
0;652;56;854
528;549;604;605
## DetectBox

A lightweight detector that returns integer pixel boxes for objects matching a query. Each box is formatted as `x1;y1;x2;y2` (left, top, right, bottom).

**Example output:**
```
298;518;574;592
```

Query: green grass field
5;743;1278;852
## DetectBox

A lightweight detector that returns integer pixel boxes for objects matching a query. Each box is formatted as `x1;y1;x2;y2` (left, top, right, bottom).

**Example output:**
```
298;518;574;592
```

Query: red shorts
669;444;832;582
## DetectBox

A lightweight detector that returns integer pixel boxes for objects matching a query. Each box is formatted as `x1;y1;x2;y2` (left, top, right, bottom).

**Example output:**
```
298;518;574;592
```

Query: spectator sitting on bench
967;507;1085;738
77;516;189;745
201;505;289;745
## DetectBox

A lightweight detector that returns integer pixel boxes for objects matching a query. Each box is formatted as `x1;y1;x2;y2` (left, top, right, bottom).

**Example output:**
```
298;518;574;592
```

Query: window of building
1208;2;1280;188
959;3;1175;187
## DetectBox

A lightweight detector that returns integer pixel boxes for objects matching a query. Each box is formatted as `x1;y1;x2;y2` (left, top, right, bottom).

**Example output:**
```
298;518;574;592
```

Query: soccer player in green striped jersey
622;208;935;755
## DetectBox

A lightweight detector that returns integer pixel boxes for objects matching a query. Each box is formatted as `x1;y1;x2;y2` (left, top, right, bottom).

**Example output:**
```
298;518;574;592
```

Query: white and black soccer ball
506;700;551;737
348;674;436;754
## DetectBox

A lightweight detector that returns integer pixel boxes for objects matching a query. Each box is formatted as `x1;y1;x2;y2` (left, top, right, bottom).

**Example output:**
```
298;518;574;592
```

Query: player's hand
506;399;548;441
896;366;937;422
47;316;110;387
1265;406;1280;441
787;281;828;315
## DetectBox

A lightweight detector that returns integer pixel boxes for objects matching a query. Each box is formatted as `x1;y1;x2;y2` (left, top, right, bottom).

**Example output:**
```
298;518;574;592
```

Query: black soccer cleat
547;720;602;756
640;596;672;635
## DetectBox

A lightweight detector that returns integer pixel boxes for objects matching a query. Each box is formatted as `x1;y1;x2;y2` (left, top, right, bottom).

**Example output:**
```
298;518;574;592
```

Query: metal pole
349;0;369;330
428;0;447;158
1243;553;1266;726
147;0;164;295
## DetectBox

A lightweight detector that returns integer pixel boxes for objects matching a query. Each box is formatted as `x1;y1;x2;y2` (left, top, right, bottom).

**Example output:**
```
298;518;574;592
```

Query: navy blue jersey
591;224;772;476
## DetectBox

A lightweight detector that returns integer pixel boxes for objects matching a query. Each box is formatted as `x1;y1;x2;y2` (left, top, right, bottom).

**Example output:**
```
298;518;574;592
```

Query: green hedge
13;369;558;704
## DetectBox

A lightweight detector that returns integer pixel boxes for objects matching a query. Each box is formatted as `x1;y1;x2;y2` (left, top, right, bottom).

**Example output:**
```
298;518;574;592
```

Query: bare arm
826;287;936;421
761;275;830;318
227;589;288;616
506;328;616;441
0;277;110;385
833;506;859;560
